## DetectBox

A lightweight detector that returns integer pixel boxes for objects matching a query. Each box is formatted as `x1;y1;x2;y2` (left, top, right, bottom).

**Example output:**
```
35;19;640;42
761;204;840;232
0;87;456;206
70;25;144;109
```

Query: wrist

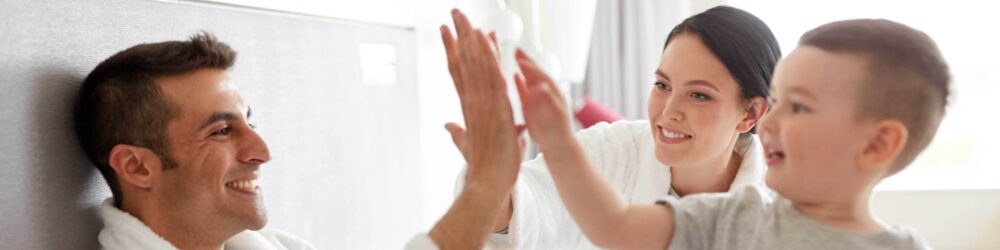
537;128;576;151
463;175;514;199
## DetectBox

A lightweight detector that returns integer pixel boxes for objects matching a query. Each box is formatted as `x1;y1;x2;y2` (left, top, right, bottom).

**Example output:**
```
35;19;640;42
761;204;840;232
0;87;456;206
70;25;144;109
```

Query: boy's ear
737;97;769;133
107;144;162;190
858;120;908;172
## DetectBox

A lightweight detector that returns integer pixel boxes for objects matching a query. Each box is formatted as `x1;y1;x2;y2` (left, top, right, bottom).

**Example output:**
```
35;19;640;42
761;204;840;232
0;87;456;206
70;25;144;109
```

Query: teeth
661;127;691;139
226;179;258;190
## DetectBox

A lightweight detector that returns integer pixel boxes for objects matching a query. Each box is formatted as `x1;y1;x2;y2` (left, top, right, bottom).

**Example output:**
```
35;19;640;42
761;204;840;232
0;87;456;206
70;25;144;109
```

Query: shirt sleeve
656;186;768;250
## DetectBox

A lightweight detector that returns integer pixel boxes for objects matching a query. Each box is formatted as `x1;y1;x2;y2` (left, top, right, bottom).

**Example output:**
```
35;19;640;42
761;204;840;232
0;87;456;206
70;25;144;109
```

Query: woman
447;6;780;249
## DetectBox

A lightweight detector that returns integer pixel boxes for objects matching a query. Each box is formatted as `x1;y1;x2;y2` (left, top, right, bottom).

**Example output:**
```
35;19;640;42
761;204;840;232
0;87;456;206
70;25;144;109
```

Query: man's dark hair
74;32;236;205
800;19;950;174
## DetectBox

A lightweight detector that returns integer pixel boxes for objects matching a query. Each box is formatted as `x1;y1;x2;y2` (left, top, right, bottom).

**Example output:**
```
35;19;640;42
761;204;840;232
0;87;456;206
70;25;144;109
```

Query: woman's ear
107;144;162;190
737;96;769;133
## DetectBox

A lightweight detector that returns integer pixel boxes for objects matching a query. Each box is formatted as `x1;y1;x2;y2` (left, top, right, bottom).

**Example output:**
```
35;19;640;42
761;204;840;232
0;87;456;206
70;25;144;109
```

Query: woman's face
648;33;755;167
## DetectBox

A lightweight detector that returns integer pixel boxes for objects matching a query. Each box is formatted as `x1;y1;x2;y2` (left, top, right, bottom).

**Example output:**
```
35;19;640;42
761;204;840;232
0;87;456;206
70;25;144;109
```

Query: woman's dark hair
664;6;781;134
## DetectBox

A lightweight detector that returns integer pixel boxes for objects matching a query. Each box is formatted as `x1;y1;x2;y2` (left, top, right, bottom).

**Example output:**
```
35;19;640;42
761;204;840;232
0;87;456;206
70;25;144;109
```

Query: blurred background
1;0;997;249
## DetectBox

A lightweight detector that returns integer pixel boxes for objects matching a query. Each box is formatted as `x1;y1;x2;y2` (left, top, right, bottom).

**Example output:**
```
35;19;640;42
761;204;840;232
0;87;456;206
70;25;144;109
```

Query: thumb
444;122;468;154
516;124;528;160
444;122;471;163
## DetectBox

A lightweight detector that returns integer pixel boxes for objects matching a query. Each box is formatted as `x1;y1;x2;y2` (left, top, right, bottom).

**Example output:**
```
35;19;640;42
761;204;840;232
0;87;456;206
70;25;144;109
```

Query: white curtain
583;0;722;119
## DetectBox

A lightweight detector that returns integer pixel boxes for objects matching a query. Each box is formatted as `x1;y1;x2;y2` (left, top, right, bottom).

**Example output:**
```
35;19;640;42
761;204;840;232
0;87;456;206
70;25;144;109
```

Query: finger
516;126;527;159
475;30;499;65
515;49;561;96
489;31;500;60
514;71;528;105
515;124;527;136
444;122;468;152
476;30;506;91
452;9;473;40
440;25;456;53
514;48;552;85
440;25;464;94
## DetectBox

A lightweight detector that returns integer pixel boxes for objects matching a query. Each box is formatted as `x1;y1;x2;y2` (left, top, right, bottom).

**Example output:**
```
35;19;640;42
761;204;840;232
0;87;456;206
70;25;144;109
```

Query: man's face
759;46;873;203
155;69;271;231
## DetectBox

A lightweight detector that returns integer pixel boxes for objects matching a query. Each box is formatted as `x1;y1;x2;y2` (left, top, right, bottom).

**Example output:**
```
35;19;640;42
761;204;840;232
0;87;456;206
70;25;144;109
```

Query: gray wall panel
0;0;421;249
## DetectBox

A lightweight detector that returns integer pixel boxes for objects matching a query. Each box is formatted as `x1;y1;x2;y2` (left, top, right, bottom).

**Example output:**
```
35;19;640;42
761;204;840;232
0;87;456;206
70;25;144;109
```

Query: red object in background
574;97;624;128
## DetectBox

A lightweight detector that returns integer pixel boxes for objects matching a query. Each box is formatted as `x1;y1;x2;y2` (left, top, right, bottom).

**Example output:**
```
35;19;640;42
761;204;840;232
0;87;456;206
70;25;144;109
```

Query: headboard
0;0;421;248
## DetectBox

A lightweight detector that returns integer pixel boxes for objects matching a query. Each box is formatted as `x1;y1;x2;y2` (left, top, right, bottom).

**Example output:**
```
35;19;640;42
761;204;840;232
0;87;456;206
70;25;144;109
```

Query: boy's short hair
74;32;236;205
799;19;949;175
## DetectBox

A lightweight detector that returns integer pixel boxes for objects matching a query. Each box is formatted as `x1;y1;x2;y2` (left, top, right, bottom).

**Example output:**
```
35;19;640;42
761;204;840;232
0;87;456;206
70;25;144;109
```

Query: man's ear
737;97;769;133
108;144;161;190
858;120;908;172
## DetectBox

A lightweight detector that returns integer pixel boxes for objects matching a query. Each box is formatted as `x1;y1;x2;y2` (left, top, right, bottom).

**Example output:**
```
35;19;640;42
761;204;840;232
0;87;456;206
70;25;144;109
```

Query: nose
240;126;272;165
660;94;684;122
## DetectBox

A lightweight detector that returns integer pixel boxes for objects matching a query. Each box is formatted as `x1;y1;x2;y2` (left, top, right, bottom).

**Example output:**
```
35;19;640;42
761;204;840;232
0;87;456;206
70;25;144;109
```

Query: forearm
457;164;513;232
429;181;511;250
492;193;513;232
539;134;632;246
540;135;675;249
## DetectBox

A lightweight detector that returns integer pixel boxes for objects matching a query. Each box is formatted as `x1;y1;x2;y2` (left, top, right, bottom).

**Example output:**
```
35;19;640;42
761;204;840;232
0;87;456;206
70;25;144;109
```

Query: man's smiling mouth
225;179;260;194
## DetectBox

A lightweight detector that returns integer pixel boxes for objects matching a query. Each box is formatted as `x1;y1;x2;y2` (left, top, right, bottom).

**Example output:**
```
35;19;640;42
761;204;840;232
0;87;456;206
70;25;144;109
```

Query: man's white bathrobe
97;198;316;250
406;120;769;250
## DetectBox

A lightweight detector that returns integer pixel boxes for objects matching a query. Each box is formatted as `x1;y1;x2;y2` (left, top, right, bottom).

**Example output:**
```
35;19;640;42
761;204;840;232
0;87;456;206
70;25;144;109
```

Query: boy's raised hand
514;48;574;149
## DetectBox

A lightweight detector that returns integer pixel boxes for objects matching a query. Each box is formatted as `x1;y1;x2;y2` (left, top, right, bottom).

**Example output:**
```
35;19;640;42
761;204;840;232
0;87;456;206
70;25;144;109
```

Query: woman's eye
654;82;670;91
791;103;809;113
691;92;711;101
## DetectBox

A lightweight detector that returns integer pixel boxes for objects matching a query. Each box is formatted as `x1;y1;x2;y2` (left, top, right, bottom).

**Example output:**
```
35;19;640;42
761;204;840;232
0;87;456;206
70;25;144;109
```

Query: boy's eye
249;123;257;129
690;92;711;101
791;103;810;113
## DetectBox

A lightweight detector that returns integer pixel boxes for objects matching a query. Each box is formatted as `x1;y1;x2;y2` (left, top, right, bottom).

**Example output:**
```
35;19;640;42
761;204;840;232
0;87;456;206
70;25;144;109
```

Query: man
75;10;518;250
76;32;314;249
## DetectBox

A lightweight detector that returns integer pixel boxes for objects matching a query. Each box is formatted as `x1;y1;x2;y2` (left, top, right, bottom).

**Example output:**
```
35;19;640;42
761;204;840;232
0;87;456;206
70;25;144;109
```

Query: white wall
197;0;511;232
872;189;1000;249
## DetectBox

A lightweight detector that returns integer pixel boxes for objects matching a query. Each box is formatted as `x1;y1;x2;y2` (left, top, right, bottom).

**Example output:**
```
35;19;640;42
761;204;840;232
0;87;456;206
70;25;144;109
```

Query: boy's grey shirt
658;186;931;250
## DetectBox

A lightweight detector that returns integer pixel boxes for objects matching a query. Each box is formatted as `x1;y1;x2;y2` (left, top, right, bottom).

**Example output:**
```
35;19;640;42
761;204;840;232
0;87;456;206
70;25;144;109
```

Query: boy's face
759;46;875;202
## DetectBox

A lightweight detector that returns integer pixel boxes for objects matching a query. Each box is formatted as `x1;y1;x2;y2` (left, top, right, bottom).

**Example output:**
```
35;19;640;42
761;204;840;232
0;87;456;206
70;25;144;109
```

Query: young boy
513;19;947;249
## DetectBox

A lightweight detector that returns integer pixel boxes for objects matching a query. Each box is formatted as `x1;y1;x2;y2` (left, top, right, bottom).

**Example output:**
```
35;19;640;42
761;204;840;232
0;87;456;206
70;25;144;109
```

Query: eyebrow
655;69;720;92
788;86;818;100
198;106;252;131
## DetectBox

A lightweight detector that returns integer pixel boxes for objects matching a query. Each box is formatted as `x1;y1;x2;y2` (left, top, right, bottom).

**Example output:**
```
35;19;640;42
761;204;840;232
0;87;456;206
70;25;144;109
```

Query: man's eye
213;126;233;136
